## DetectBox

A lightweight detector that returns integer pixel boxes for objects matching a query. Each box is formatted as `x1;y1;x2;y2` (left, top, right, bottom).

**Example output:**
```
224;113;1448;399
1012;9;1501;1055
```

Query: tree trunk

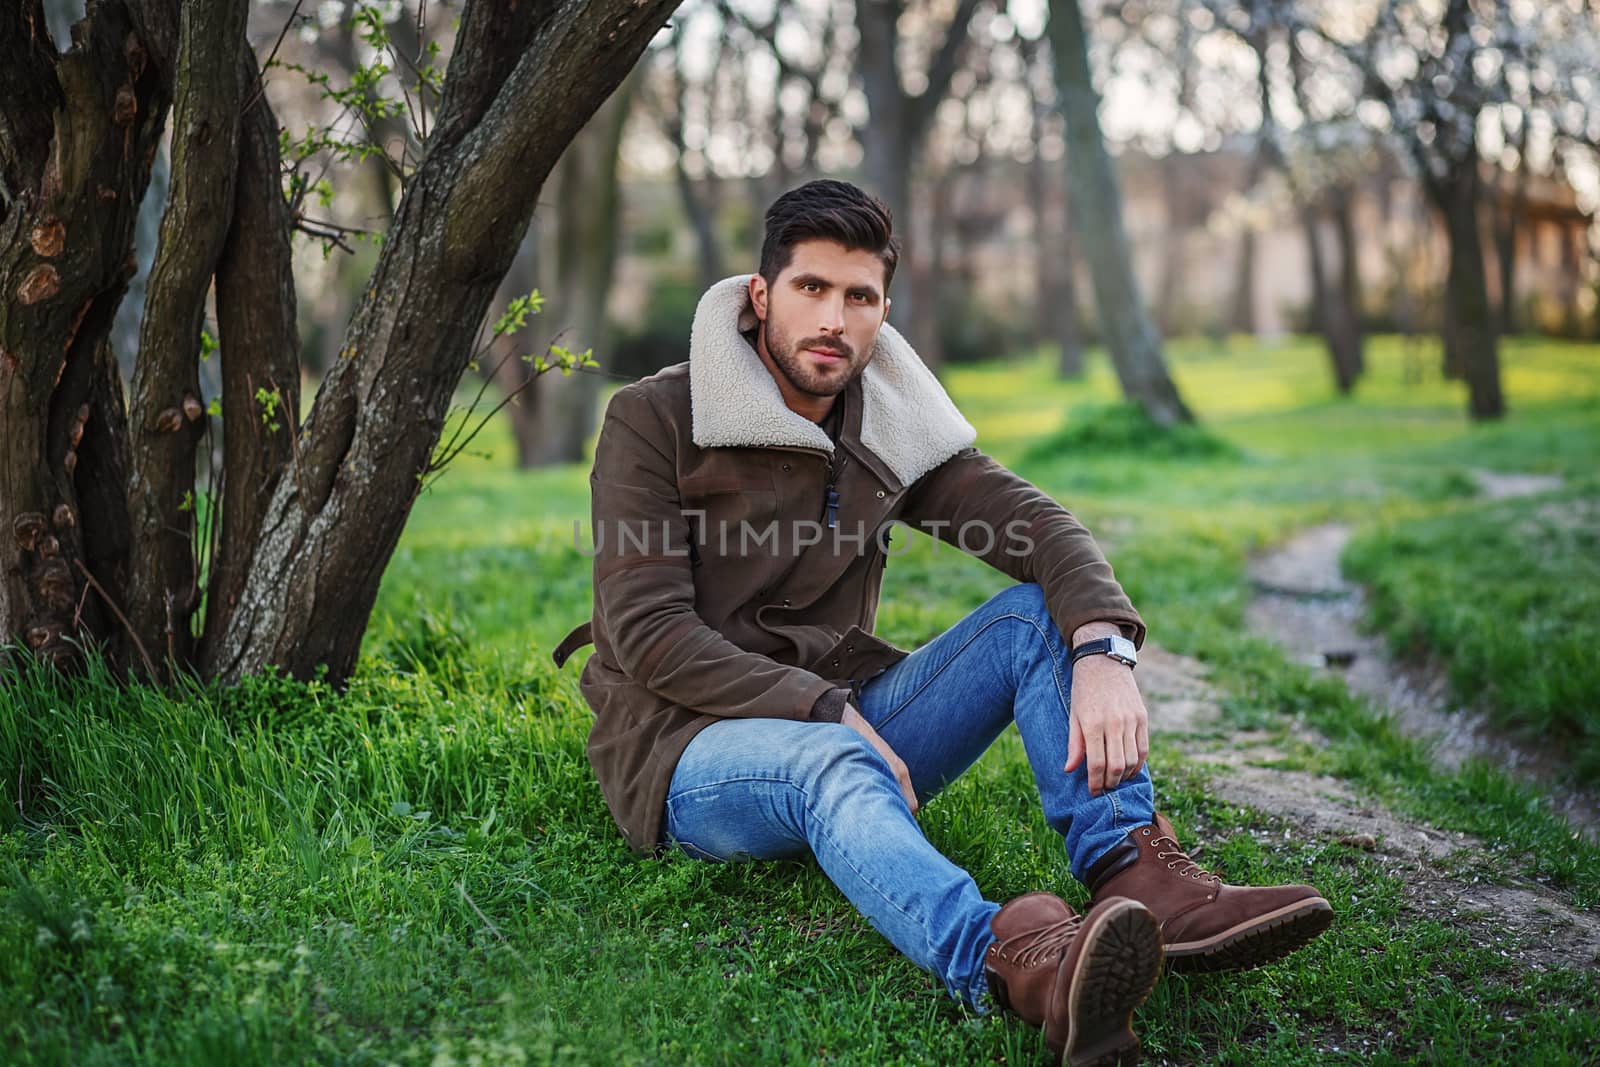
1299;207;1361;395
853;0;981;366
3;0;682;686
1;0;175;673
527;70;637;466
200;49;304;657
1330;188;1366;379
1493;195;1519;337
1023;70;1084;378
1047;0;1192;425
1432;168;1505;419
1155;156;1184;337
675;161;724;292
1228;229;1258;337
1226;151;1264;337
1028;133;1084;377
124;0;249;673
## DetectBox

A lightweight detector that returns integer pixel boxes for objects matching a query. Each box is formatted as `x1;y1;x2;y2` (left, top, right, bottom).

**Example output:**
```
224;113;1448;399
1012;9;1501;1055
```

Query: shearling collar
688;274;977;487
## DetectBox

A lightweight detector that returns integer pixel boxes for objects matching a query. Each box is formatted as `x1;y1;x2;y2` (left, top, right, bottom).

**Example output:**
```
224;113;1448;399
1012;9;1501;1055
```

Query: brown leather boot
1085;813;1333;974
983;891;1164;1066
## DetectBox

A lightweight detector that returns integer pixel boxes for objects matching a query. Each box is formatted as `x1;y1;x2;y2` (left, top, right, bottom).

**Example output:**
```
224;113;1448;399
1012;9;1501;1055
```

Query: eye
802;282;821;293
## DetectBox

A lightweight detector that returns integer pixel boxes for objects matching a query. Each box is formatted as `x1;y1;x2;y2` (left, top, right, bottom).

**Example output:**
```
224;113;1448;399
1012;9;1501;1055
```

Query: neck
753;321;837;423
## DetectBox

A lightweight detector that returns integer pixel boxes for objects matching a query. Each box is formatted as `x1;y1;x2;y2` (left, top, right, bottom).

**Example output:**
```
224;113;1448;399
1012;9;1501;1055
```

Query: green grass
3;334;1598;1063
1343;487;1600;778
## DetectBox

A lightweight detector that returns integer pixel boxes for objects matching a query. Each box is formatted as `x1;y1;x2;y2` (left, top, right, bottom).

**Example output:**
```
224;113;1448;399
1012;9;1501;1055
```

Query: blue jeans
660;582;1156;1010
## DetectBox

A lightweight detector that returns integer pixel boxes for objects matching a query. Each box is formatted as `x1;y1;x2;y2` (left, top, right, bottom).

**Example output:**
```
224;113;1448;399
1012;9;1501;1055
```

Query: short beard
760;318;857;398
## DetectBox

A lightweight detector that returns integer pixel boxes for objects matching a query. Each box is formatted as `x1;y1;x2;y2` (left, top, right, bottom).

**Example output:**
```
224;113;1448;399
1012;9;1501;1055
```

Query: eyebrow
789;272;882;303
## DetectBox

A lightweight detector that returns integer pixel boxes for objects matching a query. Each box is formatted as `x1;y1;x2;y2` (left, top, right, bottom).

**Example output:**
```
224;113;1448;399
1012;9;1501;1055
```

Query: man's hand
1064;623;1150;796
841;704;920;815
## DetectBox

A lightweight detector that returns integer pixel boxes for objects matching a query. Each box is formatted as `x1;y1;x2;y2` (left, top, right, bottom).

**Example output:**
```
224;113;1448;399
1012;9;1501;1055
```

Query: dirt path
1133;468;1600;972
1242;469;1597;839
1137;646;1600;972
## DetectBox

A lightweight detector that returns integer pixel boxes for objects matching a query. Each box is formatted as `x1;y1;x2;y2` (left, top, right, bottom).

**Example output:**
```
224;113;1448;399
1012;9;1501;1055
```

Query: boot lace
1000;914;1084;968
1149;829;1222;884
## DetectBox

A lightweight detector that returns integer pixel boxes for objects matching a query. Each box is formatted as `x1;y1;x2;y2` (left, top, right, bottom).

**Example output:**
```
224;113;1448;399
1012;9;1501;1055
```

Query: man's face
749;240;891;399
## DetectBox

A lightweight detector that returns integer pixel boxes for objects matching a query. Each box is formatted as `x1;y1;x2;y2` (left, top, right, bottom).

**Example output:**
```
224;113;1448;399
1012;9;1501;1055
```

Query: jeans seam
666;775;799;804
874;608;1070;735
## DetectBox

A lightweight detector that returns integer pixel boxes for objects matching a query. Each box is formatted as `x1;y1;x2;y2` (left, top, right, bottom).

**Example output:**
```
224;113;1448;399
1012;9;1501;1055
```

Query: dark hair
758;179;899;291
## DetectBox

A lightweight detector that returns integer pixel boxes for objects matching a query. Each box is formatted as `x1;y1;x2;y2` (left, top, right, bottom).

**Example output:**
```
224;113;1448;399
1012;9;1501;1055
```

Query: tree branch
124;0;249;677
199;46;302;668
0;0;62;223
210;0;680;685
908;0;985;138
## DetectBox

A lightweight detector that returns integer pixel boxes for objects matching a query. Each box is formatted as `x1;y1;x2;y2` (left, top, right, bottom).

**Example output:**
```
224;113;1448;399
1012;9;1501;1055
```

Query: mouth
805;347;847;363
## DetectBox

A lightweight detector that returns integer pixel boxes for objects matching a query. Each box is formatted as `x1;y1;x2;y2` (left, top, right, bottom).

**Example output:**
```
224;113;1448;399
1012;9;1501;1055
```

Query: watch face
1109;635;1138;665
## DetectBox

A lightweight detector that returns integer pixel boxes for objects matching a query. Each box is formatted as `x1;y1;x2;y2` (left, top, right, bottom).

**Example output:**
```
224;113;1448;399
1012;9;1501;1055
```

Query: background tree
1309;0;1508;417
1019;33;1086;378
855;0;986;361
0;0;678;685
1047;0;1194;425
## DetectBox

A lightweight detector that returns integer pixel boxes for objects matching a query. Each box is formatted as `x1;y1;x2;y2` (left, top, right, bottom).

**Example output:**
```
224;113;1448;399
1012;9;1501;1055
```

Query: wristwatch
1070;634;1138;669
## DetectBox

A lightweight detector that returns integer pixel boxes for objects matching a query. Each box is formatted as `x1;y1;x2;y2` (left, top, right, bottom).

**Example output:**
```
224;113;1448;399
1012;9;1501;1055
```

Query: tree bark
1283;29;1363;392
3;0;683;686
1047;0;1192;425
1331;187;1365;371
1299;207;1361;394
124;0;248;676
208;0;679;684
199;48;302;660
1;0;175;673
1487;141;1530;339
1431;167;1505;418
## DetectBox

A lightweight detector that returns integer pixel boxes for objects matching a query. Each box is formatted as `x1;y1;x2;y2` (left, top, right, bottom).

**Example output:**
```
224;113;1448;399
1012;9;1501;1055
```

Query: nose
818;293;846;336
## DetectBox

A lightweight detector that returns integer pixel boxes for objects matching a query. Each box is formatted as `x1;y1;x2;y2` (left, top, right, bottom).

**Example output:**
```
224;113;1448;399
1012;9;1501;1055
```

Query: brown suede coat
553;276;1144;856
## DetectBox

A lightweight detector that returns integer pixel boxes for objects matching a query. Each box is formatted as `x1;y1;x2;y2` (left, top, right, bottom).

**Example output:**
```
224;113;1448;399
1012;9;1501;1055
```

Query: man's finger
1123;721;1140;783
1064;714;1084;773
1104;728;1125;794
1086;724;1107;795
1136;717;1149;770
899;766;919;814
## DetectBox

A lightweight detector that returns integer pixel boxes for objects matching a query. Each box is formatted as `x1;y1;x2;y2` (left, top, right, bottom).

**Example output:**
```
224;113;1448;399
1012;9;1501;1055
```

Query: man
553;180;1331;1065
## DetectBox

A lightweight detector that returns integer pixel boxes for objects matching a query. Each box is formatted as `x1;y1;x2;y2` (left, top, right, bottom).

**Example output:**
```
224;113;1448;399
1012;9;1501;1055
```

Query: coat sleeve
588;384;838;720
897;446;1146;647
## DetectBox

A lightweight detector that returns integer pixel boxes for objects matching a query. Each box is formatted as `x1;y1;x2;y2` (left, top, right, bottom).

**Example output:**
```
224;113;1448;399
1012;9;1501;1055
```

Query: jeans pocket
662;798;731;862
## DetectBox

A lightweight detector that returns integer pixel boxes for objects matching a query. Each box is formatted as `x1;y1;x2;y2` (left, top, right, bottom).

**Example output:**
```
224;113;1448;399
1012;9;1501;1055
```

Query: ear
749;274;768;320
882;296;892;324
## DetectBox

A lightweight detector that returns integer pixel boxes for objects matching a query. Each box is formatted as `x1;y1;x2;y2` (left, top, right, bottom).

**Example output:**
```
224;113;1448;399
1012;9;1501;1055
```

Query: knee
992;582;1049;620
798;724;900;799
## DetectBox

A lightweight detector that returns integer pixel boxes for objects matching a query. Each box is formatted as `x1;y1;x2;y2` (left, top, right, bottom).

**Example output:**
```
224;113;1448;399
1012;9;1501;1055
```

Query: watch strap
1071;635;1136;667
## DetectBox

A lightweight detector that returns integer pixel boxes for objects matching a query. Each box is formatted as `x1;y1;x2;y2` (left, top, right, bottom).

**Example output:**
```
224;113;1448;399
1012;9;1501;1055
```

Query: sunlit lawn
3;335;1597;1064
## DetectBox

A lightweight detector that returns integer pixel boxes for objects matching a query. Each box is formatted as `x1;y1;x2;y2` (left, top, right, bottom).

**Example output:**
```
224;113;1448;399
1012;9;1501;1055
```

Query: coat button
846;645;855;653
831;659;840;668
783;598;791;606
782;463;791;472
876;490;885;498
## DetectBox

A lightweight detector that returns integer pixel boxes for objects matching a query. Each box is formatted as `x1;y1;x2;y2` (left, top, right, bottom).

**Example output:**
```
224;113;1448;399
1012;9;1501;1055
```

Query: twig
73;559;158;679
244;0;309;114
293;216;362;254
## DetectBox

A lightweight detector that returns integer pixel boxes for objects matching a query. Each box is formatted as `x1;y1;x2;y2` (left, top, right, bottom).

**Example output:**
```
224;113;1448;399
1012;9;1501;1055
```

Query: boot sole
1164;897;1334;974
1060;899;1165;1067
